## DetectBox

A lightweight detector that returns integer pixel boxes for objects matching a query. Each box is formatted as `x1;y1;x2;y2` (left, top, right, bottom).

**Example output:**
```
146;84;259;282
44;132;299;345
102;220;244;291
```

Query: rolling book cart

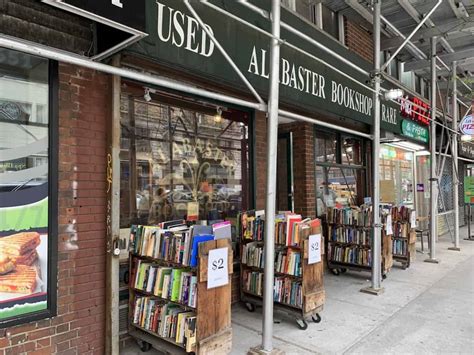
326;206;392;278
239;211;325;330
390;207;417;269
128;224;233;354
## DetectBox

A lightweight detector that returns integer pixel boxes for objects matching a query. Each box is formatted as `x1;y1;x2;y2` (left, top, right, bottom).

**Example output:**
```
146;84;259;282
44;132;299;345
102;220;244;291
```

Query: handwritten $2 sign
207;247;229;289
308;234;322;264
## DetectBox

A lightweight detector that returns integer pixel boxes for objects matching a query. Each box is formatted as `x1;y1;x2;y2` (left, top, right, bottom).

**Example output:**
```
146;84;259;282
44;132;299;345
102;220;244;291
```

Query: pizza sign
459;114;474;135
399;96;430;126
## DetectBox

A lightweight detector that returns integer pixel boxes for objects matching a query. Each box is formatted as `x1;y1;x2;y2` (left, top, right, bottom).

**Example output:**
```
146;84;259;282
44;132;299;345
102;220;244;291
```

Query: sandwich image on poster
0;232;44;294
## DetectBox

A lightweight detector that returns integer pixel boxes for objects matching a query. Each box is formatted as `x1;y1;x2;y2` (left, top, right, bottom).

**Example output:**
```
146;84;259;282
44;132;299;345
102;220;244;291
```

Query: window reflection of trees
120;96;248;226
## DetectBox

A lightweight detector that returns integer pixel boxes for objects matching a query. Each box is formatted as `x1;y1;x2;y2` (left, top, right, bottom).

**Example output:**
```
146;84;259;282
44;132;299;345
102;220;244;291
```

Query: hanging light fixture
214;106;223;123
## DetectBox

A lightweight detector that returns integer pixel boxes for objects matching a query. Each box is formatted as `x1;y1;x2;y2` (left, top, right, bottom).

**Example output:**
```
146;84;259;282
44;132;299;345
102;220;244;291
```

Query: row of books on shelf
391;222;410;239
242;242;302;277
240;210;319;247
132;259;197;308
132;296;196;351
392;239;408;256
328;225;372;246
242;270;303;308
130;221;231;267
328;244;372;267
390;206;413;222
326;206;373;227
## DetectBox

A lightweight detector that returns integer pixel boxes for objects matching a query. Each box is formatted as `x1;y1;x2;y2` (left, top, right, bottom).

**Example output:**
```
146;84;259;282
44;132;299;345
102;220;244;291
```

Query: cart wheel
245;302;256;312
402;264;407;270
312;313;322;323
382;273;387;280
139;341;152;352
296;318;308;330
340;268;347;274
330;268;340;276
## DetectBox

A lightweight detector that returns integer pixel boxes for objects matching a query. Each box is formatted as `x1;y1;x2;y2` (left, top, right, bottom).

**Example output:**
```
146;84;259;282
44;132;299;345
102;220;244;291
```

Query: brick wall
345;18;374;64
279;122;316;218
0;64;109;355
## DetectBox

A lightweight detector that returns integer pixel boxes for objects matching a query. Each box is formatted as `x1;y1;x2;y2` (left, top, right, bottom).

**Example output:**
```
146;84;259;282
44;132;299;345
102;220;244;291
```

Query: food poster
0;73;50;321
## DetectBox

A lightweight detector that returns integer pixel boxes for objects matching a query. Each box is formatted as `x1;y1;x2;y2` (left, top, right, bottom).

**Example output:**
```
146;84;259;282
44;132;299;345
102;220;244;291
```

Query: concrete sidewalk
232;227;474;354
121;227;474;354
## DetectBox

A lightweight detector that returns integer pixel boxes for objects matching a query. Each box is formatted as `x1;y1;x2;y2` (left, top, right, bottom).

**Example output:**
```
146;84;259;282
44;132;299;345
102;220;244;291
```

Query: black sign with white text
47;0;145;32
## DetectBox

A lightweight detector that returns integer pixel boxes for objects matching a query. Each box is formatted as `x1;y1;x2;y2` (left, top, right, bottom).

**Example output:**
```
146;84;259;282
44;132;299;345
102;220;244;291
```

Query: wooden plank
409;230;417;244
214;274;231;332
198;328;232;355
197;281;217;341
303;290;325;315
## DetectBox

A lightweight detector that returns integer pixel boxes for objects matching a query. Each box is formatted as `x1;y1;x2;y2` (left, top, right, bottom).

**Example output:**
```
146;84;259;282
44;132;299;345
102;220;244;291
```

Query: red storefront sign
399;96;430;126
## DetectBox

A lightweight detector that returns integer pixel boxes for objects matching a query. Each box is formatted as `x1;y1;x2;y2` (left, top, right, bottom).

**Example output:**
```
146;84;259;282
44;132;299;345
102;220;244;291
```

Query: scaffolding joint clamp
429;178;438;182
374;223;383;228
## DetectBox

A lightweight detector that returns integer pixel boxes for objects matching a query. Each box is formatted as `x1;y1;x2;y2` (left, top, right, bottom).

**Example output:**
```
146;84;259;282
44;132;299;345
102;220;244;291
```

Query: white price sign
410;211;417;228
207;247;229;289
386;215;393;235
308;234;322;264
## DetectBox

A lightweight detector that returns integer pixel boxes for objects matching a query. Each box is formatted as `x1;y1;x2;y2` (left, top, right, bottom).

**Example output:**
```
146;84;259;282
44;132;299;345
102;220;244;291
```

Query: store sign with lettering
42;0;146;31
401;119;429;143
399;96;430;126
459;114;474;135
459;141;474;160
129;0;405;134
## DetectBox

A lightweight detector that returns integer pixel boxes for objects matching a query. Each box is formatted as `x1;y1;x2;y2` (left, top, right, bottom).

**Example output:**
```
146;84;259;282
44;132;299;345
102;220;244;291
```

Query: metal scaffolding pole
263;0;280;352
449;60;461;251
426;36;440;264
361;0;383;296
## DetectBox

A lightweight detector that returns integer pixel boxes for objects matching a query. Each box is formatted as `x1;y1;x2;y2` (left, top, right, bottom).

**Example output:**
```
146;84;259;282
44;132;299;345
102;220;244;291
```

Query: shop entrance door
277;132;294;212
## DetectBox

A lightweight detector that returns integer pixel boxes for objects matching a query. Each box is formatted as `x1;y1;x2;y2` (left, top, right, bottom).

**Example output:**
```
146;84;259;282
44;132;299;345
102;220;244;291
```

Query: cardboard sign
308;234;322;264
207;247;229;289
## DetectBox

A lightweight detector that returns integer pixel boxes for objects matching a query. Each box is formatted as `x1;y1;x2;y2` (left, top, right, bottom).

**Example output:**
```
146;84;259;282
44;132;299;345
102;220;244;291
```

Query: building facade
0;0;465;353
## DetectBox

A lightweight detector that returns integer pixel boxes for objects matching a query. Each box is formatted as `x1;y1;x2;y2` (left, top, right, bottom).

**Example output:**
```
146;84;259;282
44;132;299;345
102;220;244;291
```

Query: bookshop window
0;48;57;327
315;129;367;217
120;93;250;227
379;145;414;208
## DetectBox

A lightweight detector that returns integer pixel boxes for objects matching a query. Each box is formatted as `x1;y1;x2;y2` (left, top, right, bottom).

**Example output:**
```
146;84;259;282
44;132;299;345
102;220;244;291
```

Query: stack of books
328;244;372;266
328;225;371;246
242;270;263;296
241;270;303;308
275;249;301;277
274;276;303;308
132;296;196;351
392;239;408;256
132;261;198;308
240;210;265;241
131;223;225;267
241;242;264;269
327;206;373;226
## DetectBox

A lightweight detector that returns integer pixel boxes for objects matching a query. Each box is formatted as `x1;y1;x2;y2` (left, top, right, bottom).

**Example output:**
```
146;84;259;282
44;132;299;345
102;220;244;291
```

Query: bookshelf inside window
325;206;392;277
238;211;325;330
128;224;233;354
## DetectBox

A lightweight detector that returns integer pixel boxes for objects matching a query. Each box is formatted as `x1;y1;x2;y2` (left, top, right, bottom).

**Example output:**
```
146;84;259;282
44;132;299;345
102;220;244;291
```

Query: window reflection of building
315;129;368;217
119;92;250;227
